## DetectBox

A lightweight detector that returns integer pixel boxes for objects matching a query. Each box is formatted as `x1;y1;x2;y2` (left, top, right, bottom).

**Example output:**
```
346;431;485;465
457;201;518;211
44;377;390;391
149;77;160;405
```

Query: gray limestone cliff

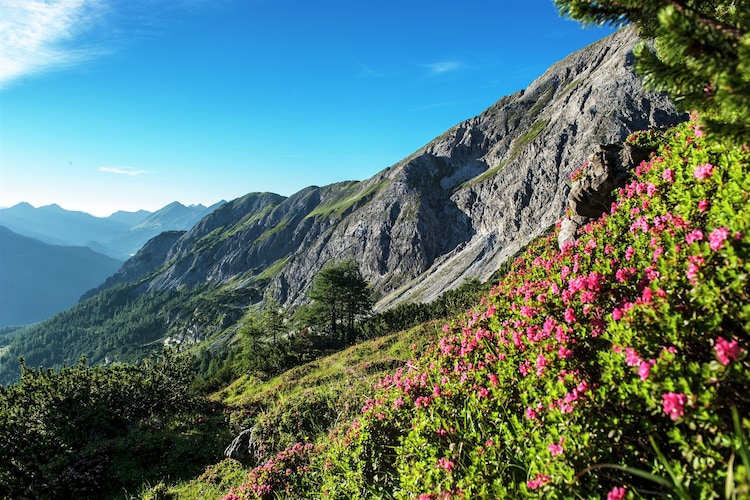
102;27;685;314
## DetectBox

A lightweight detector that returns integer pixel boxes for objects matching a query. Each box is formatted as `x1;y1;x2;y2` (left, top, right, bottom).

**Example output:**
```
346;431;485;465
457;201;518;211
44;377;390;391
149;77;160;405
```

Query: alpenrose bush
221;118;749;499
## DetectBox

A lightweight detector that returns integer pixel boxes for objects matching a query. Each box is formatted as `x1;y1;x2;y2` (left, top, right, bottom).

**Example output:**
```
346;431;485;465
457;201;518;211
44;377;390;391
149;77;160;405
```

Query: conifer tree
554;0;750;144
304;259;372;345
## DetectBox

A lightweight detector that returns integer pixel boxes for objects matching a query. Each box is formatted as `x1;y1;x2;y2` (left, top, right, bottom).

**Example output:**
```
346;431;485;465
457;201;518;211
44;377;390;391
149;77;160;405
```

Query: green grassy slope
164;118;749;499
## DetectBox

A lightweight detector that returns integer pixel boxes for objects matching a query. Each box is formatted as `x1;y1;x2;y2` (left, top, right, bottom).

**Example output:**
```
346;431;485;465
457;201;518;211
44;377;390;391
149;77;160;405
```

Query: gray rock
99;26;686;326
224;427;262;465
558;142;651;248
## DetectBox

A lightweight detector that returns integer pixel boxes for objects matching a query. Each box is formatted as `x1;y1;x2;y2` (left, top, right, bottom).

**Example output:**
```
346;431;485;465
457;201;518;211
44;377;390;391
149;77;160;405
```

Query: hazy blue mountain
106;209;152;226
0;226;122;327
0;201;225;259
0;203;131;248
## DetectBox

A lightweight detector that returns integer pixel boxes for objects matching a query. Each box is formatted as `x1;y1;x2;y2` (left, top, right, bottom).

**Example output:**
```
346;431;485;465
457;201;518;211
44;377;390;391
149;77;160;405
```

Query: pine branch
668;0;745;41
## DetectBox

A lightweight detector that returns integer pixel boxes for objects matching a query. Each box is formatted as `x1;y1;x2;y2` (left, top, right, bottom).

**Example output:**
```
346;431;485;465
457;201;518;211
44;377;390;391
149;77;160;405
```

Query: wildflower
662;392;687;421
525;407;537;420
436;457;454;473
625;246;635;261
527;473;550;490
564;307;576;324
607;486;627;500
708;226;729;251
693;163;714;179
536;354;547;376
685;229;703;244
715;336;744;365
549;437;564;456
488;373;499;387
662;168;675;183
624;348;642;367
638;361;653;381
698;199;710;212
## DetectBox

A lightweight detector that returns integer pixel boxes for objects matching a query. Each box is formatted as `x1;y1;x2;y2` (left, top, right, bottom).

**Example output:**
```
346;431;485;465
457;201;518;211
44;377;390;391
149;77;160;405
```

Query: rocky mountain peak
102;27;685;316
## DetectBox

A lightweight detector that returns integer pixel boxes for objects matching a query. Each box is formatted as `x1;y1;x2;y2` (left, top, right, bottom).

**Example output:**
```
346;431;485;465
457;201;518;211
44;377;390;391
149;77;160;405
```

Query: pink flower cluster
527;473;550;490
662;392;687;421
693;163;715;179
715;336;744;365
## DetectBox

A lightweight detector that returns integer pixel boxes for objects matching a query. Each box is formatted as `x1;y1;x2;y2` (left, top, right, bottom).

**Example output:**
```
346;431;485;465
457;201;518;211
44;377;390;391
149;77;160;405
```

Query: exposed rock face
557;143;651;248
103;27;686;315
224;427;262;466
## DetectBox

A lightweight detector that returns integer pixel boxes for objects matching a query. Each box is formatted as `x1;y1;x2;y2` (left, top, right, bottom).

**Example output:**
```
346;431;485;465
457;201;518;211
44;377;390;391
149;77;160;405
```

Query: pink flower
488;373;499;387
625;246;635;260
624;348;641;367
662;168;675;184
662;392;687;421
607;486;627;500
698;199;710;212
549;437;564;456
527;473;550;490
525;406;537;420
694;163;715;179
519;360;531;377
709;226;729;251
685;229;703;244
536;354;547;376
715;336;744;365
436;457;454;473
638;361;654;381
564;307;576;324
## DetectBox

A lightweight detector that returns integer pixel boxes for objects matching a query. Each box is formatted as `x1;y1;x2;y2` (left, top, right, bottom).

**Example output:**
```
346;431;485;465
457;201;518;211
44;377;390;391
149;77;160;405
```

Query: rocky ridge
99;27;685;313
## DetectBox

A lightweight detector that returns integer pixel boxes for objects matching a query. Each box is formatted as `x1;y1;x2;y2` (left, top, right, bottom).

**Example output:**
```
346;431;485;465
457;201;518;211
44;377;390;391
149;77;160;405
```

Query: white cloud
424;61;462;76
0;0;107;87
99;166;149;176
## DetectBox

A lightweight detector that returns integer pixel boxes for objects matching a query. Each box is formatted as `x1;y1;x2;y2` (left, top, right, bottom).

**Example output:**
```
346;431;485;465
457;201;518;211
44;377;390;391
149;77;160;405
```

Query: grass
306;179;390;221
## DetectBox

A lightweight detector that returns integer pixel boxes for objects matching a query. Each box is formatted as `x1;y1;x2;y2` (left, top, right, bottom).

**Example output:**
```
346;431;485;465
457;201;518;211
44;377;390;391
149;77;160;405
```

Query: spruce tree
305;259;372;344
553;0;750;144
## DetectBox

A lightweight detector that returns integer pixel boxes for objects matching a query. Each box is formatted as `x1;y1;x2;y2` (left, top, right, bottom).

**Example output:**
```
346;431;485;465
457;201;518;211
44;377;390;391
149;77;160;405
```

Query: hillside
2;116;745;500
0;227;122;327
180;116;749;497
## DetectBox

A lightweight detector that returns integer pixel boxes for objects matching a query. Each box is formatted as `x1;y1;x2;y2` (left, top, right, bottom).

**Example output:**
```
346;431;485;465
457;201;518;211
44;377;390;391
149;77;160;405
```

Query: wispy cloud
0;0;107;87
423;60;463;76
99;166;149;176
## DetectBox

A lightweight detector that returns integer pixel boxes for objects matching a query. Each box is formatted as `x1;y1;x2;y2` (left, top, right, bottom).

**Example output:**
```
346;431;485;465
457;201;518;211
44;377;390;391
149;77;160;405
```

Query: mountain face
0;226;122;326
0;28;689;379
0;201;224;259
106;27;685;311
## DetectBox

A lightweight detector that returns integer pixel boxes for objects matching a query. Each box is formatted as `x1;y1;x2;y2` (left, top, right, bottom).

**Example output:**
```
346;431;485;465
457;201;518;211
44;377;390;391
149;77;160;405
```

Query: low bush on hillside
216;118;749;498
0;350;231;499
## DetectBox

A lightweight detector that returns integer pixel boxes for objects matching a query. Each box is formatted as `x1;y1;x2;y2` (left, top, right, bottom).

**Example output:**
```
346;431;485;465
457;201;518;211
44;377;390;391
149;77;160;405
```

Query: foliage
553;0;750;145
358;278;492;339
0;282;264;385
299;259;373;345
0;350;231;499
210;118;749;498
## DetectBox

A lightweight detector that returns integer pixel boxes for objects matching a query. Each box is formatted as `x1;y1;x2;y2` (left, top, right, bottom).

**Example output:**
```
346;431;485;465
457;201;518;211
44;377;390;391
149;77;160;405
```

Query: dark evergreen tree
304;259;373;344
554;0;750;144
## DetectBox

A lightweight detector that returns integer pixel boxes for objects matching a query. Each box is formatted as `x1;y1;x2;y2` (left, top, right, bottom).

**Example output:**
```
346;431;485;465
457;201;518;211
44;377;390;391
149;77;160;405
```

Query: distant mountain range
0;226;123;326
0;200;225;260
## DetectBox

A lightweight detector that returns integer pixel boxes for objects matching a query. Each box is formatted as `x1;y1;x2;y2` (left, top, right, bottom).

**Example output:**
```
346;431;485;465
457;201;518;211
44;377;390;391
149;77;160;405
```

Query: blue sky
0;0;615;217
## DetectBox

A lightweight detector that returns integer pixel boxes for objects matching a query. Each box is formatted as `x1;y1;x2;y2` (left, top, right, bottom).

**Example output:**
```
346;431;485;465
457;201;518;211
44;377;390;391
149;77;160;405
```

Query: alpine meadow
1;1;749;499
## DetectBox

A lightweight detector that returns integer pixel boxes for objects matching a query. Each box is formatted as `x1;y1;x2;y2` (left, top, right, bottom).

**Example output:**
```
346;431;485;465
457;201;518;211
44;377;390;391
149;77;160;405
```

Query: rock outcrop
557;142;651;248
224;427;262;466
